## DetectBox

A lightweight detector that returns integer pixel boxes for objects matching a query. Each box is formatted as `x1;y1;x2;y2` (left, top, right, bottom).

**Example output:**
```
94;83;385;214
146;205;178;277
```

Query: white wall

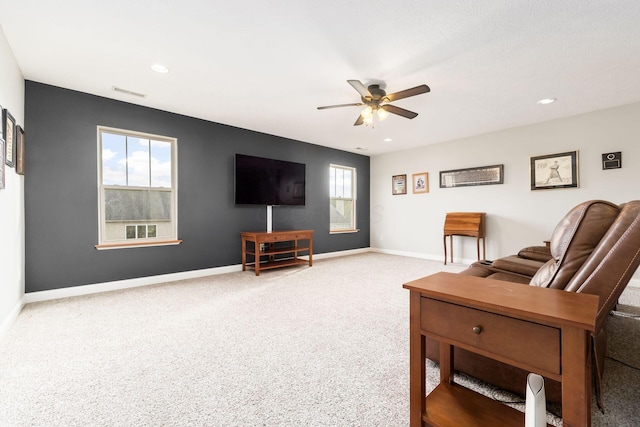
371;102;640;282
0;26;25;338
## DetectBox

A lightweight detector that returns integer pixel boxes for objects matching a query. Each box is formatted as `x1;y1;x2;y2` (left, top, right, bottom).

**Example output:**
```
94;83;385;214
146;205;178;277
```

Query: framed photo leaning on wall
530;151;578;190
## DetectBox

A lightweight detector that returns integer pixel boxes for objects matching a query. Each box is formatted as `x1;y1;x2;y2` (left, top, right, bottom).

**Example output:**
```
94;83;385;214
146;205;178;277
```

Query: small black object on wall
602;152;622;170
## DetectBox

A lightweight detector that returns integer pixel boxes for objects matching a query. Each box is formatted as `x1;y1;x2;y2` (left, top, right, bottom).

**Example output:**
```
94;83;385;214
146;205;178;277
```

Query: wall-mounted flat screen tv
235;153;306;206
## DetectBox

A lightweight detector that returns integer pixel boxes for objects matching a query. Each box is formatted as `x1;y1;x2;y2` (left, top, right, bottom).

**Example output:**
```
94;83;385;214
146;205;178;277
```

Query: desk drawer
421;298;560;374
259;233;310;243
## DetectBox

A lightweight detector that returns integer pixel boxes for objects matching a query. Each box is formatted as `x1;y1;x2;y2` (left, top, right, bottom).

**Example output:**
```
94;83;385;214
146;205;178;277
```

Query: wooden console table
241;230;313;276
443;212;485;265
403;272;598;427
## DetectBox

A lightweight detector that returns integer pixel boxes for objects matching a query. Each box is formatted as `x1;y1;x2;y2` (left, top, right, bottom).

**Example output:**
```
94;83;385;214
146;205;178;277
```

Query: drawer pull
472;326;482;334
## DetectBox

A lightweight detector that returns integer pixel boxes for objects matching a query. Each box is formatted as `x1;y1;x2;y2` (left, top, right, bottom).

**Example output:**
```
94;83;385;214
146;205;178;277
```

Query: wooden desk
403;272;598;427
241;230;313;276
443;212;485;265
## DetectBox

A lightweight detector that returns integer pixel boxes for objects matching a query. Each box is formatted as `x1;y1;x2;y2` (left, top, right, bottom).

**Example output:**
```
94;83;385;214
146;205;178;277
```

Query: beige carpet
0;253;638;426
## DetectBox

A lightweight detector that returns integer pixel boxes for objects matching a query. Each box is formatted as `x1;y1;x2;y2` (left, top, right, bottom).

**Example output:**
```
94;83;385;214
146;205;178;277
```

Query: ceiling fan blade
353;115;365;126
381;104;419;119
317;102;363;110
385;84;430;102
347;80;371;98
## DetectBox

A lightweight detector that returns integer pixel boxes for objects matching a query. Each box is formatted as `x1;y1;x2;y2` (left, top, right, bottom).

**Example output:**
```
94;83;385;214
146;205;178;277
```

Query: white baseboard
302;247;371;260
370;247;640;288
23;264;243;304
12;246;640;322
370;247;476;266
22;248;373;305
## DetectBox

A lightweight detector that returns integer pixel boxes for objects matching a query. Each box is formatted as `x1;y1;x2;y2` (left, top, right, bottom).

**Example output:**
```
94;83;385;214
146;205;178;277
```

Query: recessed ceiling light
383;138;393;142
151;63;169;74
536;98;557;105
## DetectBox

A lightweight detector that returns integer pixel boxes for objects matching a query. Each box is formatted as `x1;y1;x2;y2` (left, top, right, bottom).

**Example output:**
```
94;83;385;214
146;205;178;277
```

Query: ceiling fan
317;80;430;126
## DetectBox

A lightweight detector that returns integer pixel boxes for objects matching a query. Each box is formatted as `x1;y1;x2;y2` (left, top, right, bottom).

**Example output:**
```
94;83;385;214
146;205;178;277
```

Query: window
97;127;178;248
330;164;356;232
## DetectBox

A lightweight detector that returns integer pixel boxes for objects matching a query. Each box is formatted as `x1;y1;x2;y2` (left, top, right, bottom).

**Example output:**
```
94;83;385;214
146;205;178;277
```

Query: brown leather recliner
426;200;640;407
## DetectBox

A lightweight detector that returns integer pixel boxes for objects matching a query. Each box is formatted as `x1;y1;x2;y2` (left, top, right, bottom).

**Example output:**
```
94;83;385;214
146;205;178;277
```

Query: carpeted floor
0;253;638;426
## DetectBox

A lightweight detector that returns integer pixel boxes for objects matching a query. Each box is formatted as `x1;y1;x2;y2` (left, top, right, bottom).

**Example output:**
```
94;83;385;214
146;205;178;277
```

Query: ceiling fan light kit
318;80;430;127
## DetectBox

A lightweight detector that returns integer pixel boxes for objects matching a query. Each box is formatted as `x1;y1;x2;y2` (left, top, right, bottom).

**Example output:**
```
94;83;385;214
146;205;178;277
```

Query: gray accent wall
25;81;370;293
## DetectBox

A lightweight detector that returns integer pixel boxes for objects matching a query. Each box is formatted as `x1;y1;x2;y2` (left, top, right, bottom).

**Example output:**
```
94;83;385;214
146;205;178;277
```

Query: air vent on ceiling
112;86;146;98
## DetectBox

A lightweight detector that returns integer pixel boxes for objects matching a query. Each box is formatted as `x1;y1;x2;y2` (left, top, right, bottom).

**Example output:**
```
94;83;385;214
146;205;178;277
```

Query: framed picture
0;139;4;189
3;108;16;168
16;125;25;175
439;164;504;188
412;172;429;194
392;174;407;195
530;151;578;190
0;104;4;142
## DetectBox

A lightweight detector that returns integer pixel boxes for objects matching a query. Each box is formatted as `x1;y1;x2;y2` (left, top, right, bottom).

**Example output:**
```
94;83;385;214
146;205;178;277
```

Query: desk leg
450;236;454;264
443;235;447;265
561;326;592;426
409;291;426;427
309;238;313;267
482;237;486;261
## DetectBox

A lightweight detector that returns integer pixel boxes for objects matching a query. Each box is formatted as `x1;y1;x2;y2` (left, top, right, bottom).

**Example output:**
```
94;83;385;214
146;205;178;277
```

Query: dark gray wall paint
25;81;370;292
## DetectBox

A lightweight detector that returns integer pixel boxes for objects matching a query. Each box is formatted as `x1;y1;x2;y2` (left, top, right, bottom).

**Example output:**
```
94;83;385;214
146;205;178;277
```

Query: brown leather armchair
426;200;640;407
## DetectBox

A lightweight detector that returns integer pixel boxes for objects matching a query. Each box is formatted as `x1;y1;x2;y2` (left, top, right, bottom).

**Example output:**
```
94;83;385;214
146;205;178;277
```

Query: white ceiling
2;1;640;155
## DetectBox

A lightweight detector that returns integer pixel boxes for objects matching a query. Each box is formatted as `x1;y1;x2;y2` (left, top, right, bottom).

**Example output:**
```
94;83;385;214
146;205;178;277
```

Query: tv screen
235;154;306;206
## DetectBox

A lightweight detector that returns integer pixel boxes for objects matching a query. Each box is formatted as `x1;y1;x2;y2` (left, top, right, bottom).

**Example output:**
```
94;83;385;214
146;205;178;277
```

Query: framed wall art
0;104;4;142
530;151;578;190
392;174;407;195
412;172;429;194
439;164;504;188
3;108;16;168
16;125;25;175
0;139;4;189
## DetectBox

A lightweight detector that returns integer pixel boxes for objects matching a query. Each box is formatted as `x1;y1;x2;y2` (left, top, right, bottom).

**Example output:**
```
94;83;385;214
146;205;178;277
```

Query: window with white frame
330;164;356;232
97;127;178;248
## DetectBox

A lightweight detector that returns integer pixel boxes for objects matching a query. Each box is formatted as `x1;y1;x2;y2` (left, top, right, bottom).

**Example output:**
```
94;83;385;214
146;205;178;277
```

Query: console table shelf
241;230;313;276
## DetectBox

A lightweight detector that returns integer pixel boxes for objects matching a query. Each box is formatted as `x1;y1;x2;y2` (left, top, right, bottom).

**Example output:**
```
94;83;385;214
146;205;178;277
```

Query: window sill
95;239;182;250
329;229;360;234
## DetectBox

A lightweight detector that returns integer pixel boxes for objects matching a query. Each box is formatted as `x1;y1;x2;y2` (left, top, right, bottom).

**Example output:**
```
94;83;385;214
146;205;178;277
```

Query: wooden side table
403;272;598;426
443;212;486;265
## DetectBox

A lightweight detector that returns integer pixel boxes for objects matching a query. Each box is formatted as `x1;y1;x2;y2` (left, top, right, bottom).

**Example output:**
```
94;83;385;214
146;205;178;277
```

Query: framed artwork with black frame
3;108;16;168
439;164;504;188
16;125;25;175
530;151;578;190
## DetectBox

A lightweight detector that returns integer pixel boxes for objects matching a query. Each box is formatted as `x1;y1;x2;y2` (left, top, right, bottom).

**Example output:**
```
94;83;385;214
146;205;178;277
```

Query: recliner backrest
529;200;620;289
564;201;640;320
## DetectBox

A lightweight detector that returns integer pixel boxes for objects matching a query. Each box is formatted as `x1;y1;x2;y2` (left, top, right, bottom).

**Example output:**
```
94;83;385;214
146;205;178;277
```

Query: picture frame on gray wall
0;104;4;142
3;108;16;168
0;139;5;189
16;125;24;175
